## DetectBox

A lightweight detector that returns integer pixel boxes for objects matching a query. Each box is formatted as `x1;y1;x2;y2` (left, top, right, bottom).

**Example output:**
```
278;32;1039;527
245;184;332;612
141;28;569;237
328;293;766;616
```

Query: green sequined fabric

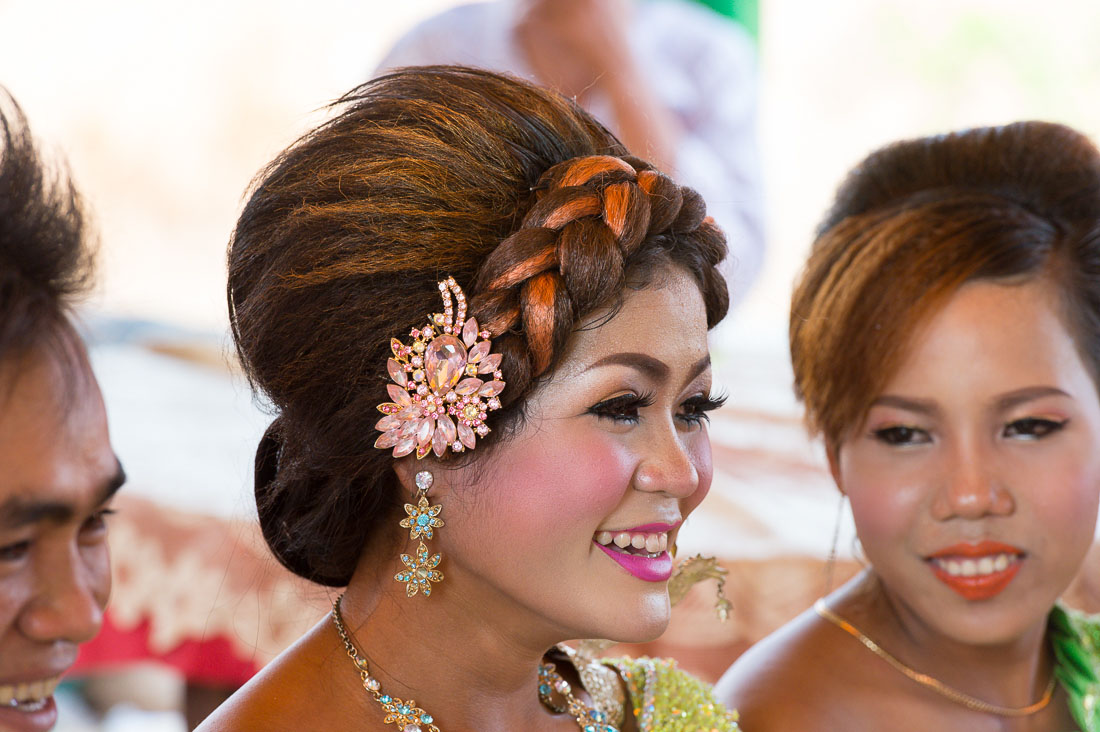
1051;605;1100;731
603;657;740;732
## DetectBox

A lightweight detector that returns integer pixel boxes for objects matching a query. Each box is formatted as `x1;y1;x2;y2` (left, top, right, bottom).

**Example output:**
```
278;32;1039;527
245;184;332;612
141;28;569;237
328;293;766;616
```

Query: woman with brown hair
196;66;740;731
717;121;1100;731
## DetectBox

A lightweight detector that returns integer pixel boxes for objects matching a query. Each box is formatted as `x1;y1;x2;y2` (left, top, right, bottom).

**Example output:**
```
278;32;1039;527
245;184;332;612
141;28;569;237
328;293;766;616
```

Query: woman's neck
334;544;578;730
837;571;1054;710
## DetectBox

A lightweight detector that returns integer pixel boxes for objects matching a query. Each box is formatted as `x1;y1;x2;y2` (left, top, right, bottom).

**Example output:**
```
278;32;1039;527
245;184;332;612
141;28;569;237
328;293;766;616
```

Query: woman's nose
931;443;1015;521
633;426;701;498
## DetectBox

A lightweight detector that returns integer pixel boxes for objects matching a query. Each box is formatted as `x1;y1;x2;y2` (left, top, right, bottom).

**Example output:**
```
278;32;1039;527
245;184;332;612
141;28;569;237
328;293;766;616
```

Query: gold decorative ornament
393;470;444;598
375;277;506;459
333;597;620;732
668;554;732;623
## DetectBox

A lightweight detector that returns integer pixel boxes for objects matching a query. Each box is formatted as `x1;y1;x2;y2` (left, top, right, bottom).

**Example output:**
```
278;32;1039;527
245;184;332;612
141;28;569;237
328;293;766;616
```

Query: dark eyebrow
870;395;940;416
0;459;126;530
584;352;711;385
995;386;1071;411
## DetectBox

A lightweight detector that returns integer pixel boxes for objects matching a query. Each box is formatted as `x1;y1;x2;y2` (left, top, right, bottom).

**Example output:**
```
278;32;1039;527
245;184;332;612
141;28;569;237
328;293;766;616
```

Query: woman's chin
578;588;672;644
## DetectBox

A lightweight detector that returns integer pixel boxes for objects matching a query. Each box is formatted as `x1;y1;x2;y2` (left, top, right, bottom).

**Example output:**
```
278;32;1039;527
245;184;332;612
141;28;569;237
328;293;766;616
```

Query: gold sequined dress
603;657;740;732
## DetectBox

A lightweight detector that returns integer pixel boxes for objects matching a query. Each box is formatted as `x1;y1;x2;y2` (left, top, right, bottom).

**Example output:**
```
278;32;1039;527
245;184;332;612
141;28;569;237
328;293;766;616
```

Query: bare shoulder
715;607;851;732
195;620;341;732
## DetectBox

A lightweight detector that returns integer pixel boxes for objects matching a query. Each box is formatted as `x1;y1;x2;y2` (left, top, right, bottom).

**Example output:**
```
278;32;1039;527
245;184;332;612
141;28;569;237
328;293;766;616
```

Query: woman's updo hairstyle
229;66;728;586
790;121;1100;448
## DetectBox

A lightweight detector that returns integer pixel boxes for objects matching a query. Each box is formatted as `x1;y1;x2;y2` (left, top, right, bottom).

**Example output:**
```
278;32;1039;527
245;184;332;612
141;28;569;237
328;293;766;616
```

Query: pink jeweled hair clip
374;277;506;459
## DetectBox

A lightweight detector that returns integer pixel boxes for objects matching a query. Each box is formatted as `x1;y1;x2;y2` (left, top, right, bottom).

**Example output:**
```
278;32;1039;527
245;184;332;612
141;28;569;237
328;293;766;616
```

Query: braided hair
230;67;728;586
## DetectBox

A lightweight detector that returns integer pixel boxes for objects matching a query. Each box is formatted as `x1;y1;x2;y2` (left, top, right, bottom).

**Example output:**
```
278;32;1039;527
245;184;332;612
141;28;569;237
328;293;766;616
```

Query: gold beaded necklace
331;595;619;732
814;599;1057;717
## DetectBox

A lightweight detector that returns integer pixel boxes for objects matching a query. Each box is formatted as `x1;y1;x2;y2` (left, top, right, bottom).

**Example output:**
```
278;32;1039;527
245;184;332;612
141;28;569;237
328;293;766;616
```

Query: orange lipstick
927;541;1024;601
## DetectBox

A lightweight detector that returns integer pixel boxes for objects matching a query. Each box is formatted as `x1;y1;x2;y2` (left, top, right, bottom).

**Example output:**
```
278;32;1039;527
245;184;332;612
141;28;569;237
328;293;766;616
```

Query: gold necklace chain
814;599;1057;717
331;595;617;732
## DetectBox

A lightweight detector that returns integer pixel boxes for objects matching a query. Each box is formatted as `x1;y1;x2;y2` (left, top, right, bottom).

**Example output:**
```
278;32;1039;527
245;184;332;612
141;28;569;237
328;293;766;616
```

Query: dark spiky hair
0;89;95;369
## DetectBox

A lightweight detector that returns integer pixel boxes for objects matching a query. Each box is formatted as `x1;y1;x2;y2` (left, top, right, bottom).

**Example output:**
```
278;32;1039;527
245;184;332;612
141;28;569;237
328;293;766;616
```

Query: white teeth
597;530;671;555
0;675;61;707
934;553;1017;577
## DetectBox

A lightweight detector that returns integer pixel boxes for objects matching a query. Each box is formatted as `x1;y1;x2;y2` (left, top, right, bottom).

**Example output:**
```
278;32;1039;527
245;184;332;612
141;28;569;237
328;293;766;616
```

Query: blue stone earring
395;470;444;597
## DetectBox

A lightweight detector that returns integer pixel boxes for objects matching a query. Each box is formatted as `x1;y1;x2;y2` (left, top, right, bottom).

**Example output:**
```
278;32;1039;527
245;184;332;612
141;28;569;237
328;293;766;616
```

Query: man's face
0;344;121;732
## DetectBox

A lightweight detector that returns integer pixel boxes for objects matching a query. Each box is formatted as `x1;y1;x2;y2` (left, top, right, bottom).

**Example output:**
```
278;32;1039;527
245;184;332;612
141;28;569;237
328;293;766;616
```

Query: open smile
926;540;1025;601
0;674;62;732
593;522;679;582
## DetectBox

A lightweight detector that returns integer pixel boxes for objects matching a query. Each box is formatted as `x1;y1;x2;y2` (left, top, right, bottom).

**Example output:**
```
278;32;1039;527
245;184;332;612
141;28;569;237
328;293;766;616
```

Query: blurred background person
375;0;766;301
0;90;123;732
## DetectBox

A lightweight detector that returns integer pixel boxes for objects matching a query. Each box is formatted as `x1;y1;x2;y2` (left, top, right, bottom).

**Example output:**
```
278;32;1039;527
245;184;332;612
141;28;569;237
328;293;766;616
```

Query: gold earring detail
395;470;444;597
668;554;732;623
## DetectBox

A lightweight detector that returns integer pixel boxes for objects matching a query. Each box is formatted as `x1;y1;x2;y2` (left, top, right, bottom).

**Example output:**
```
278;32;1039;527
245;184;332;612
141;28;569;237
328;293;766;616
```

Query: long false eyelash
588;391;657;422
680;391;728;424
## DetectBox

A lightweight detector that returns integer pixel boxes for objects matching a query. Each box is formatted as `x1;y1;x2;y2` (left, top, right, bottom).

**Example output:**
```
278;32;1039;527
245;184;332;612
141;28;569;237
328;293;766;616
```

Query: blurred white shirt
376;0;765;302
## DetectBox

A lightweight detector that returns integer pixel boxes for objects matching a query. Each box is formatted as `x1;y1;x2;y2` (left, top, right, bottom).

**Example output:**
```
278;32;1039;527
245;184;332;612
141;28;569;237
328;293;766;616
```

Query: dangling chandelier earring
394;470;445;598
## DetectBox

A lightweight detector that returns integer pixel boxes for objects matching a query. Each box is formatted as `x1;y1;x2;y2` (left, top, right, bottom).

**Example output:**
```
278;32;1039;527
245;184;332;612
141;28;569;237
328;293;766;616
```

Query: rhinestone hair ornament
374;277;506;459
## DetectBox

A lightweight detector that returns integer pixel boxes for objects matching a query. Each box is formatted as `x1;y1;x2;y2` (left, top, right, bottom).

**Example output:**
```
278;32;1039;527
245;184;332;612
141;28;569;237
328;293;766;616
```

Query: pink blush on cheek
489;432;635;538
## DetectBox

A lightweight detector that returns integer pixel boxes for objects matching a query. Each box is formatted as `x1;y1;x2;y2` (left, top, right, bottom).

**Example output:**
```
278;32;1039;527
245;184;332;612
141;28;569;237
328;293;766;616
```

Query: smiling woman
717;121;1100;732
198;66;739;731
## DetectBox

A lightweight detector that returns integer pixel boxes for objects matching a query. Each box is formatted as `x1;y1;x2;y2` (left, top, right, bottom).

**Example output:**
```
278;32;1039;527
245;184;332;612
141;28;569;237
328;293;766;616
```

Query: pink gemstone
455;377;483;396
462;318;479;347
393;435;416;457
377;403;400;415
480;330;490;339
388;384;412;407
458;421;477;450
375;415;401;432
479;380;505;398
400;419;419;438
387;359;407;387
437;413;457;443
424;335;467;392
467;341;490;364
476;424;489;436
416;417;435;448
374;430;400;449
431;427;447;457
391;338;405;357
477;353;502;374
